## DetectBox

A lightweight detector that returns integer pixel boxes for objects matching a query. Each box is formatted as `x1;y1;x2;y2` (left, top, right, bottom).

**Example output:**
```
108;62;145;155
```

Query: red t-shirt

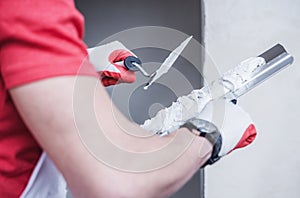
0;1;97;197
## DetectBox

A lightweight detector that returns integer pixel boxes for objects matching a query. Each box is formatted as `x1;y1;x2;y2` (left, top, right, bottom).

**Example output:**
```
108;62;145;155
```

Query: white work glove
194;100;256;162
141;89;256;166
87;41;137;86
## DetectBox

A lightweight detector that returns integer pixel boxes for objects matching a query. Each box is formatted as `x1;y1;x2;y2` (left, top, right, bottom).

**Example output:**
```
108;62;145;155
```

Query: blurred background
205;0;300;198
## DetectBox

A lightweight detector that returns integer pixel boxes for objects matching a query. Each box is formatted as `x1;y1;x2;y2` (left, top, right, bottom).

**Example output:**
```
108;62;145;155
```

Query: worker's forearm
10;76;212;198
117;131;212;198
64;128;212;198
65;77;213;197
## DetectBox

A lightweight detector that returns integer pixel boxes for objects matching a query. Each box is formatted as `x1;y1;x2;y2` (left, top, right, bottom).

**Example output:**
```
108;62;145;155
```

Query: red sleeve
0;0;98;89
0;1;98;196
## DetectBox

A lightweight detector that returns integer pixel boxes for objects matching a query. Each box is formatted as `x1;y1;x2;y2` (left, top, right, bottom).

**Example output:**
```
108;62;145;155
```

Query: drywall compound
141;57;266;135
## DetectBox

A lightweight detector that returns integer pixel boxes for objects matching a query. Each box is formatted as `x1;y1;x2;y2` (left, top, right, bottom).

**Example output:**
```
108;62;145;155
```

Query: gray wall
75;0;205;197
204;0;300;198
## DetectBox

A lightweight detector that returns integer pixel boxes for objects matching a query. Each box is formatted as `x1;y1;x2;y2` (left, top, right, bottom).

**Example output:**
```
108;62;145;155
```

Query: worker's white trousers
20;152;67;198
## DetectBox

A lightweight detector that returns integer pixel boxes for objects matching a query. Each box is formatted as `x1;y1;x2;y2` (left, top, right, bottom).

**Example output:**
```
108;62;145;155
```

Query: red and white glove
189;100;257;167
87;41;136;86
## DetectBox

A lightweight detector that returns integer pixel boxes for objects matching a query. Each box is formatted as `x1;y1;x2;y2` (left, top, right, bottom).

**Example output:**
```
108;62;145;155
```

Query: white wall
204;0;300;198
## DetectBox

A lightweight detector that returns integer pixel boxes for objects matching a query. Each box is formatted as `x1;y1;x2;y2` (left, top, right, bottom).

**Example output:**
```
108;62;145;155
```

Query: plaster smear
221;57;266;91
141;57;266;135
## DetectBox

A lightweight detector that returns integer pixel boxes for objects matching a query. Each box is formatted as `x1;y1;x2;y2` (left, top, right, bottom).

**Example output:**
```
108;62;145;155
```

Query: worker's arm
10;76;213;198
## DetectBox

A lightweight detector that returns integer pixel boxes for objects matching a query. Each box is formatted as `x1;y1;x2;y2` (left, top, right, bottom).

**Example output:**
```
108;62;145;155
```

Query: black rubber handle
124;56;142;71
258;44;287;63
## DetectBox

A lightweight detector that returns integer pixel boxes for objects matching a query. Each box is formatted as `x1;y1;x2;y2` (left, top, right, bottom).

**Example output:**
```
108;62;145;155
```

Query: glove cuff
180;118;222;168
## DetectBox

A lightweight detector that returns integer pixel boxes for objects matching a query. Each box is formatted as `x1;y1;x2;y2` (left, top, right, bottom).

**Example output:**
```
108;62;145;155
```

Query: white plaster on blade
141;57;266;135
221;57;265;91
141;89;212;135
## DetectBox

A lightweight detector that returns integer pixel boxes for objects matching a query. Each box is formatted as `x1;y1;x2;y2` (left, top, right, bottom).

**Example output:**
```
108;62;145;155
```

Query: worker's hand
87;41;136;86
142;89;256;165
193;100;257;166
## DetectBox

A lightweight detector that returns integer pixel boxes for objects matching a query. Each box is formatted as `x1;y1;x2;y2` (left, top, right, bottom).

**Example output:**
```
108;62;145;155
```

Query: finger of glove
115;65;136;83
109;49;134;63
101;77;118;87
97;49;132;75
196;100;256;156
100;70;121;80
218;101;256;156
100;66;135;85
230;124;256;152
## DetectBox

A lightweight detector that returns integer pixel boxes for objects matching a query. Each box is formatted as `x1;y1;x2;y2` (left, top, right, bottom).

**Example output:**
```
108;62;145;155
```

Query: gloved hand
189;99;256;166
141;88;256;167
87;41;137;86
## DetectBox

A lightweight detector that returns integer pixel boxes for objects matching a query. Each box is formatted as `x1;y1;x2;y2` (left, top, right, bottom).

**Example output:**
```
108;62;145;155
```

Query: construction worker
0;1;256;197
